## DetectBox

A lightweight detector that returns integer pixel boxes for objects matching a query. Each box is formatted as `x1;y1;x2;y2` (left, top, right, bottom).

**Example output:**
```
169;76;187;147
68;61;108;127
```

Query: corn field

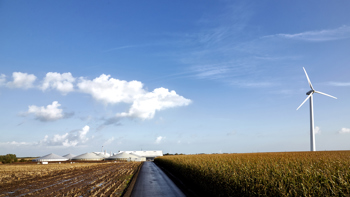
155;151;350;196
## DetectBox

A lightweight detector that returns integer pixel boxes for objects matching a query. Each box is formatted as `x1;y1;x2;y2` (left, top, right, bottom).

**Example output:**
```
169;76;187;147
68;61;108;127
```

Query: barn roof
71;152;104;160
32;153;68;162
121;150;163;157
106;152;140;160
62;153;76;159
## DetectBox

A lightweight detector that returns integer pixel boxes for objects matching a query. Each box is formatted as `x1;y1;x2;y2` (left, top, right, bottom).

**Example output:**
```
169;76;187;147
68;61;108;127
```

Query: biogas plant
32;150;163;163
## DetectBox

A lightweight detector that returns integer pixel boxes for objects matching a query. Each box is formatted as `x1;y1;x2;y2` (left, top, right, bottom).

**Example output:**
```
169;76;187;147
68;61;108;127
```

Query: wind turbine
296;67;337;151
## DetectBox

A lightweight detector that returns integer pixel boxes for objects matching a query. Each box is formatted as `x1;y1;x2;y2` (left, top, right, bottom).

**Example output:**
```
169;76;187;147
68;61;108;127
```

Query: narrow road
131;161;186;197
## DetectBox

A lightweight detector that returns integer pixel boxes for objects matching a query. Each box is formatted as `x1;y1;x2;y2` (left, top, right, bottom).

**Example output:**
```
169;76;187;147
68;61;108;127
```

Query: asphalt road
131;161;186;197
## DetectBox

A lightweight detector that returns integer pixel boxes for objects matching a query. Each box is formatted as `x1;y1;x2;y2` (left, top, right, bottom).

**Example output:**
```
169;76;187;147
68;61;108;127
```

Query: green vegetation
0;154;18;164
155;151;350;196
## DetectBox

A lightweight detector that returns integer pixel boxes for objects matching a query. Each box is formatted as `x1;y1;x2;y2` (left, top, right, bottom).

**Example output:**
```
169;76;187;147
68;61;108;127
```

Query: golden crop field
155;151;350;196
0;162;141;196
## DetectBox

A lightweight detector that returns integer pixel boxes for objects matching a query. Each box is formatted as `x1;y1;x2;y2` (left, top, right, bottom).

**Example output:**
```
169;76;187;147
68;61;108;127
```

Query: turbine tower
296;67;337;151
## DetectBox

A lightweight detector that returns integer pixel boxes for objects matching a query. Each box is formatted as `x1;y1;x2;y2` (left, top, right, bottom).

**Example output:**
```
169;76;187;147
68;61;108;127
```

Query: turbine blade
296;93;313;110
315;91;337;99
303;67;314;90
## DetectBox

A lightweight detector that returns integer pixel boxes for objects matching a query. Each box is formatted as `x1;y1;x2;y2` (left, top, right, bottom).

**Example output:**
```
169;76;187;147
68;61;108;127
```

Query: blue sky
1;1;350;156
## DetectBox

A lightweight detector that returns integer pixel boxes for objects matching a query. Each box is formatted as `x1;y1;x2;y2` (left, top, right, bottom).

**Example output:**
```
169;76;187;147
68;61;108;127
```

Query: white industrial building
106;152;146;162
32;153;68;162
32;150;163;162
93;152;111;158
119;150;163;161
62;153;76;160
71;152;104;161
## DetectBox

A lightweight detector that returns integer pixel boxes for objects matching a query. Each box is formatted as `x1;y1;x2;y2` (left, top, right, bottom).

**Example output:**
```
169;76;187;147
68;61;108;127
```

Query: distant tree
0;154;17;164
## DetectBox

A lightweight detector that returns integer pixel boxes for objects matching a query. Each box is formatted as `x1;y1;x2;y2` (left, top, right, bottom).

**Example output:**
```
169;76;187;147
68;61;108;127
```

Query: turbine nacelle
306;90;314;95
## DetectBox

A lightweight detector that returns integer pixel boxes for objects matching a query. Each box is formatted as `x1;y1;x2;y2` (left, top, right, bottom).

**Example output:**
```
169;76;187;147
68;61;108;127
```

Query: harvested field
0;162;141;196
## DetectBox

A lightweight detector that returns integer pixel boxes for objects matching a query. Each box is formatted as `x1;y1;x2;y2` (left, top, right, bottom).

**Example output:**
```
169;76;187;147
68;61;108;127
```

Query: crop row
155;151;350;196
0;162;141;196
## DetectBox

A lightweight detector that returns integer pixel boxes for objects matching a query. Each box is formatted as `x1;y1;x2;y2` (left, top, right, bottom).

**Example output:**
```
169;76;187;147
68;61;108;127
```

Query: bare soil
0;162;141;197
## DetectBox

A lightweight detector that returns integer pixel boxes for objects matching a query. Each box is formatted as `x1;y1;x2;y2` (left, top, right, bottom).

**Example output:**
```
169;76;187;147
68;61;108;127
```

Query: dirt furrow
0;162;141;197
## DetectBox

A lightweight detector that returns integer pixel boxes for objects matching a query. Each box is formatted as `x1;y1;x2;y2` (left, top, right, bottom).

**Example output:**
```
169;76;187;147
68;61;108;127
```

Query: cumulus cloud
339;128;350;134
7;72;37;89
1;126;90;147
0;74;6;86
155;136;165;144
41;72;75;94
40;125;90;147
117;87;192;120
77;74;145;104
27;101;64;122
5;72;191;126
77;74;191;127
315;126;320;134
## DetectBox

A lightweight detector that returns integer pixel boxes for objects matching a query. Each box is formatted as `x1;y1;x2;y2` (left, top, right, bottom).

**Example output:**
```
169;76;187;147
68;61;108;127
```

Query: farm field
0;162;141;196
155;151;350;196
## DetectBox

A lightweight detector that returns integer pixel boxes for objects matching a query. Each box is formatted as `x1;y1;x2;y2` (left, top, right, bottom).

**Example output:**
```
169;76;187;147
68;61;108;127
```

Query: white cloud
77;74;145;104
269;25;350;42
0;74;6;86
339;128;350;134
27;101;64;122
7;72;37;89
104;137;115;145
41;72;75;94
155;136;165;144
40;125;90;147
117;87;192;120
1;126;90;147
329;82;350;87
315;126;320;134
4;72;191;124
77;75;191;122
8;141;33;146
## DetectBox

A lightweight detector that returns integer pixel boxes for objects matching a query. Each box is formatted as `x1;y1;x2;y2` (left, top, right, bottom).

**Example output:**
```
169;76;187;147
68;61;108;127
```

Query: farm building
129;153;146;161
71;152;104;161
119;150;163;161
62;153;76;160
106;152;146;162
32;153;68;162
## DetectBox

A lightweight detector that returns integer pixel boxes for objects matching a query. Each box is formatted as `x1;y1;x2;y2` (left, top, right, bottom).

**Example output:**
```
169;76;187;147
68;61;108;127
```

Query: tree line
0;154;18;164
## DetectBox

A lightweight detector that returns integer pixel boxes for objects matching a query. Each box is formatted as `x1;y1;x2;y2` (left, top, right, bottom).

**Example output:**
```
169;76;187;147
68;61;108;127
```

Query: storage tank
71;152;104;161
106;152;143;161
62;153;76;160
32;153;68;162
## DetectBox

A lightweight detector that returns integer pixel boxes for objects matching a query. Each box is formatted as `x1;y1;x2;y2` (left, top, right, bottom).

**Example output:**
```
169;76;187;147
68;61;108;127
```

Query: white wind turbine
296;67;337;151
